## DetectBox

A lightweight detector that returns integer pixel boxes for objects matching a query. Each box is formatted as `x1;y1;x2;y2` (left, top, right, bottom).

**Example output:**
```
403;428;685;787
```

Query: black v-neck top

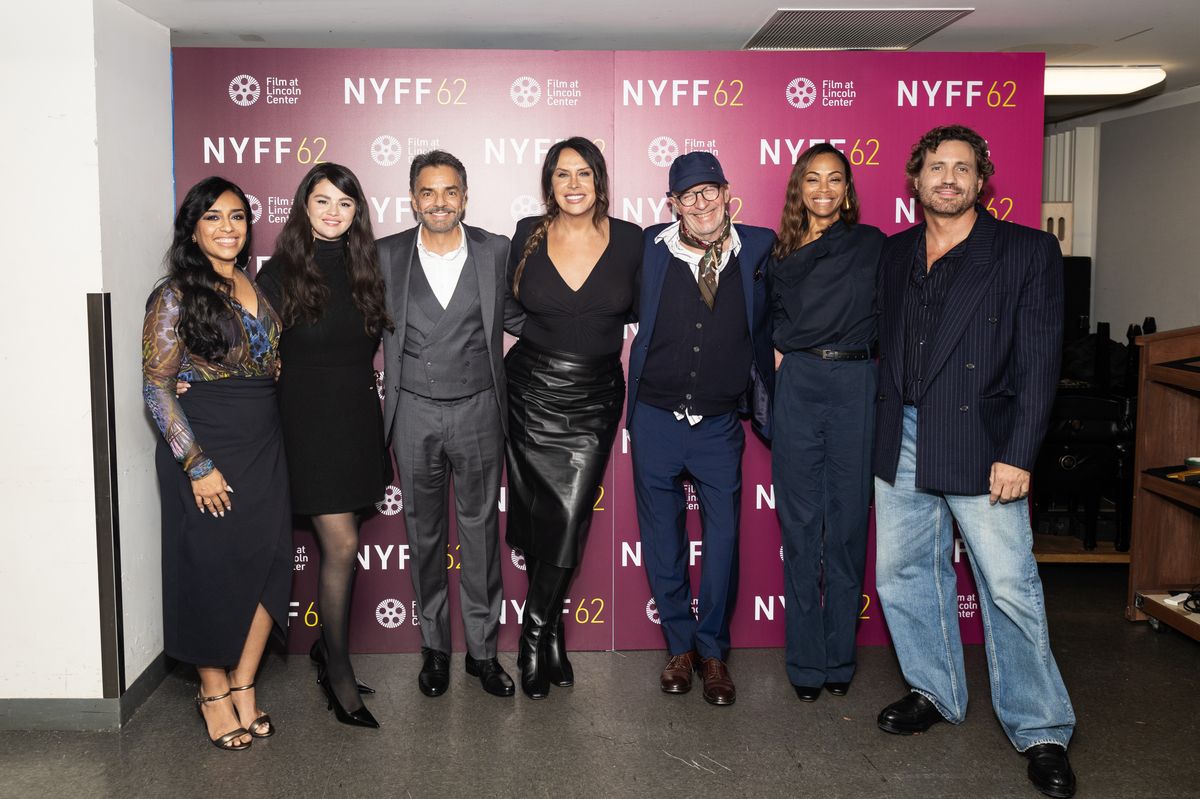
508;215;642;357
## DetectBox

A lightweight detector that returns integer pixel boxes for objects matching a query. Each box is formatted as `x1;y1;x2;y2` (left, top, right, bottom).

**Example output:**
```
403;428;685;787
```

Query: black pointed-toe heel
309;637;375;694
319;676;380;729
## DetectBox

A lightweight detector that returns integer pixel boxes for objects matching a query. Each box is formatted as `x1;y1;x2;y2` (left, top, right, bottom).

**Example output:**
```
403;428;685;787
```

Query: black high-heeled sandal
229;682;274;738
309;638;375;694
194;691;251;751
318;675;380;728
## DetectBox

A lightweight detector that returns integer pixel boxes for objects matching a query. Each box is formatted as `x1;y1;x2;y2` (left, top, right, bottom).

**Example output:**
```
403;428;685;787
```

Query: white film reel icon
647;136;679;168
509;194;545;221
244;194;263;225
375;485;403;516
786;77;817;109
228;74;261;107
370;134;403;167
510;549;527;571
645;597;662;625
375;598;407;628
510;76;542;108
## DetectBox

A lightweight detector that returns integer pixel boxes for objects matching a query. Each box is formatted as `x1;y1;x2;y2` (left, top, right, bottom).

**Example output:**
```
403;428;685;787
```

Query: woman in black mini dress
507;137;642;698
256;163;392;727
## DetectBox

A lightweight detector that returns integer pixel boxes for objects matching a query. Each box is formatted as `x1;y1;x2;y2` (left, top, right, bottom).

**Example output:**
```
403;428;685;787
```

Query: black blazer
873;208;1063;495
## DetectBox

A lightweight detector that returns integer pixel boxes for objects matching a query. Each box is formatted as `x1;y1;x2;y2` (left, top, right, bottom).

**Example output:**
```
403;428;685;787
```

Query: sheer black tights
312;512;363;711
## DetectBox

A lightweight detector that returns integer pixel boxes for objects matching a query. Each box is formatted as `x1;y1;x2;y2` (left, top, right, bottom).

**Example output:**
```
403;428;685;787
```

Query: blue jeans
874;405;1075;751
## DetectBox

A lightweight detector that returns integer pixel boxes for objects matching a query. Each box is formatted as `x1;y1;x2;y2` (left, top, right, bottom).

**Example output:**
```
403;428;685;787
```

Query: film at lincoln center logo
510;76;542;108
228;74;261;106
786;77;817;109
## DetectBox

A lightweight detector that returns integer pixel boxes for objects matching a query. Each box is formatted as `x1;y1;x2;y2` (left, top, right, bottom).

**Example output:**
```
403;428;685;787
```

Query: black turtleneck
256;238;379;368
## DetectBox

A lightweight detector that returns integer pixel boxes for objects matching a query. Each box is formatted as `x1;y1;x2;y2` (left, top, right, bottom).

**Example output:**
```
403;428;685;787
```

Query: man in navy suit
873;126;1076;798
628;152;775;706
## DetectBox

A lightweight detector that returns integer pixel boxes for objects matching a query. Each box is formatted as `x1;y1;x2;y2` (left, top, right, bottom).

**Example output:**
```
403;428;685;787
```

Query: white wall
0;0;105;698
94;0;173;686
1046;86;1200;335
1092;98;1200;333
0;0;171;702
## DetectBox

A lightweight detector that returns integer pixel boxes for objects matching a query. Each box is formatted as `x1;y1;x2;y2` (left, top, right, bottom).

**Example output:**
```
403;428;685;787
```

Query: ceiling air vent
745;7;974;51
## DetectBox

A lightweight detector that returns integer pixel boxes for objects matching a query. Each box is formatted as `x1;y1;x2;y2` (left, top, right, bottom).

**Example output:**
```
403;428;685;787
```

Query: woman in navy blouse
768;144;884;703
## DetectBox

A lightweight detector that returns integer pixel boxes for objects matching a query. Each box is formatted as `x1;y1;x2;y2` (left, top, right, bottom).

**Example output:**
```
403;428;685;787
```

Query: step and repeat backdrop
172;48;1045;654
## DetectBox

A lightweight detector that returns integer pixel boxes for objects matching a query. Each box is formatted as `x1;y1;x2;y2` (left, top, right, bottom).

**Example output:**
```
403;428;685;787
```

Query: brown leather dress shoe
700;657;736;706
660;650;699;694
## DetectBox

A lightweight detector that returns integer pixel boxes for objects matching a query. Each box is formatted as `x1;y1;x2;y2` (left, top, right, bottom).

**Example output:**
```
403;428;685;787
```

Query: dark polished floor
3;564;1198;799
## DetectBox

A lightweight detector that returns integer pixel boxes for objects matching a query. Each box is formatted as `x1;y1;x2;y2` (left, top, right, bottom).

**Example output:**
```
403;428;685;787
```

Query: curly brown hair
904;124;995;184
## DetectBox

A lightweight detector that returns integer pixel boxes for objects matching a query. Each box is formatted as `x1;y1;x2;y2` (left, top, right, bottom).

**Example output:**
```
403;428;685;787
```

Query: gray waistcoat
400;252;494;400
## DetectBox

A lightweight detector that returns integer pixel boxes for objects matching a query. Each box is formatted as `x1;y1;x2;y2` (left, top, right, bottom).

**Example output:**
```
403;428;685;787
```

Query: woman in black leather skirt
506;136;641;698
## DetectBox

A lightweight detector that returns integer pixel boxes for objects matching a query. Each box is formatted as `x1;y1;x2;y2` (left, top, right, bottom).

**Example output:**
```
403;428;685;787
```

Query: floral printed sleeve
142;285;214;479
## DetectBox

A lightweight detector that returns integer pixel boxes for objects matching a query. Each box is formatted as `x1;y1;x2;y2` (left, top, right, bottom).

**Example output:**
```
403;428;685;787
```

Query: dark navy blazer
628;222;777;439
873;207;1064;495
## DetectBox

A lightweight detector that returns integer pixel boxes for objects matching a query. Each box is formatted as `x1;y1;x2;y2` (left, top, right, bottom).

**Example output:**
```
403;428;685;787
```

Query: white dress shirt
653;220;742;285
416;224;469;309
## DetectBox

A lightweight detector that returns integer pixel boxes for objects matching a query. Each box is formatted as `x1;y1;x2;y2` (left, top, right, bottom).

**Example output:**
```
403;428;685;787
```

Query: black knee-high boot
544;566;576;687
518;557;553;699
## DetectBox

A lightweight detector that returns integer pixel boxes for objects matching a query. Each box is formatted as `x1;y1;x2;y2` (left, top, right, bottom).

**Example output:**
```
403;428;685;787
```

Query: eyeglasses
672;185;722;207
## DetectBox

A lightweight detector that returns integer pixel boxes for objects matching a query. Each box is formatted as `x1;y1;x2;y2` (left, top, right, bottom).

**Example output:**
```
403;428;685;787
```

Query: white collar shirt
654;220;742;286
415;224;468;309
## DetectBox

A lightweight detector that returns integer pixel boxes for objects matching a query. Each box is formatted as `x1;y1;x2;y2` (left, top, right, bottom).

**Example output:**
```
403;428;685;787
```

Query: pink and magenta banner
171;48;1046;653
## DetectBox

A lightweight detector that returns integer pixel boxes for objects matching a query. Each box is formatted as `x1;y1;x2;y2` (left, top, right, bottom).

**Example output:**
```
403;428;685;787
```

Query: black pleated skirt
156;377;293;666
504;340;624;568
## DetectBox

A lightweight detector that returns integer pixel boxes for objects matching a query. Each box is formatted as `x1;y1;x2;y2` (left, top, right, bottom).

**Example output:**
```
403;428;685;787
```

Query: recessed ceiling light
1044;66;1165;96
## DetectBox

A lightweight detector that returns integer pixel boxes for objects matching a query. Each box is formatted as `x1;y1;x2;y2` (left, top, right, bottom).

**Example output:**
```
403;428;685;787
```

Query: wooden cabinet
1127;325;1200;641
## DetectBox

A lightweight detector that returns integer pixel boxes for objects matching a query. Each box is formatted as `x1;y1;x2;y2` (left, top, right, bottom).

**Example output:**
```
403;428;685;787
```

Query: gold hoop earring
843;197;851;211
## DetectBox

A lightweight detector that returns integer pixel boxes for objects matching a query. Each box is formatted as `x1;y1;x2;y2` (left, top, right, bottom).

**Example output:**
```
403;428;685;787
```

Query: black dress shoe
877;692;945;735
825;681;850;696
792;684;821;702
418;648;450;697
1024;744;1076;798
465;655;515;697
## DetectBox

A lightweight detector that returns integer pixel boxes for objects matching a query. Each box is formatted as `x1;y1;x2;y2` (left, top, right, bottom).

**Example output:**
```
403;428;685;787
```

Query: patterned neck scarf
677;212;732;310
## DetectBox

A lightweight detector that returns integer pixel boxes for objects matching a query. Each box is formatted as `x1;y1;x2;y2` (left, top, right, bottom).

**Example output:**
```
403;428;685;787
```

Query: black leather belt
802;346;876;361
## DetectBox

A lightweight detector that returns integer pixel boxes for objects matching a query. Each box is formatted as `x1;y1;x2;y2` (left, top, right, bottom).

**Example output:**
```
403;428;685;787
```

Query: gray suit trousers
395;388;505;657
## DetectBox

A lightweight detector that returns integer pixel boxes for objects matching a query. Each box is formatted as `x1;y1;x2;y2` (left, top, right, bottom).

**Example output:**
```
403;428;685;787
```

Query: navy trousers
631;402;745;660
773;352;876;686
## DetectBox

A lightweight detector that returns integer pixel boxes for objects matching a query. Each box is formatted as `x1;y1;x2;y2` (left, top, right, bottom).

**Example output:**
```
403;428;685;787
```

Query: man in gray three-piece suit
378;150;524;698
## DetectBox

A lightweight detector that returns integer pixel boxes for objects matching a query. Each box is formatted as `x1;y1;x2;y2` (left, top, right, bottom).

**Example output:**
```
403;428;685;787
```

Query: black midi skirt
504;340;624;568
156;377;294;666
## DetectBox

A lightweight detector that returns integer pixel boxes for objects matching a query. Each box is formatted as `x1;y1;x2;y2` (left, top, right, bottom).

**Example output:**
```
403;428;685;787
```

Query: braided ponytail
512;211;556;300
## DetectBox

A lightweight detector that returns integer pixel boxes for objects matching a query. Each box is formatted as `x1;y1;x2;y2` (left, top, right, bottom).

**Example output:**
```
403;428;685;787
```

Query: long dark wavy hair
512;137;610;299
773;143;860;260
271;163;392;337
162;176;253;360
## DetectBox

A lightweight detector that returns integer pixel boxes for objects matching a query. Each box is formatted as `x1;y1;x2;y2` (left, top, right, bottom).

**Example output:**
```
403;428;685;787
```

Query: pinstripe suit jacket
873;207;1063;495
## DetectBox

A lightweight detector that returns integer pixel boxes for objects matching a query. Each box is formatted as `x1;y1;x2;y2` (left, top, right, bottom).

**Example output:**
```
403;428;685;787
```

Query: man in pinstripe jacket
872;126;1077;798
